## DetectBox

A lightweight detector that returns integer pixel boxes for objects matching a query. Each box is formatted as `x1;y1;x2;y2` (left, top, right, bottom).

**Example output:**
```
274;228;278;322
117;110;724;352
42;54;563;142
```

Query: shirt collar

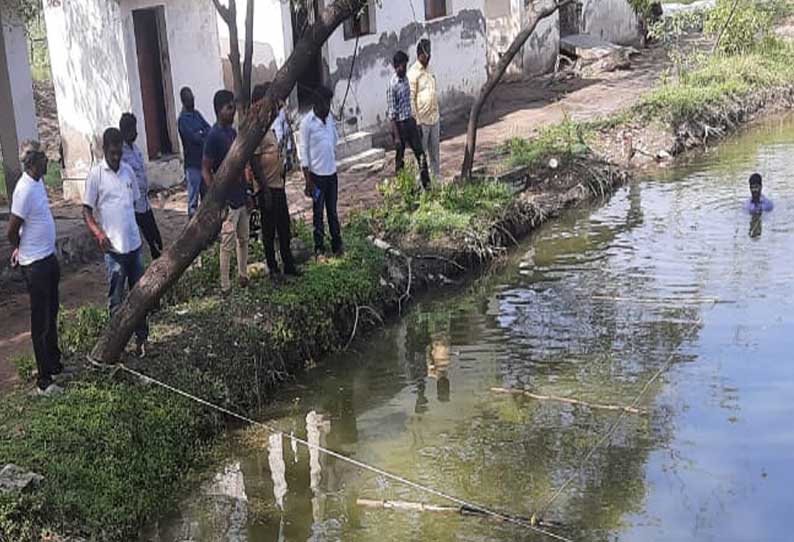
21;171;40;184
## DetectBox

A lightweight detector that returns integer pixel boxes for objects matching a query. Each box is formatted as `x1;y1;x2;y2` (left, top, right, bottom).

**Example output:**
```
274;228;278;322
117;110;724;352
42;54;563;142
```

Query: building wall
0;8;38;143
216;0;293;89
44;0;131;185
45;0;224;198
521;7;559;76
326;1;489;134
582;0;642;46
121;0;224;187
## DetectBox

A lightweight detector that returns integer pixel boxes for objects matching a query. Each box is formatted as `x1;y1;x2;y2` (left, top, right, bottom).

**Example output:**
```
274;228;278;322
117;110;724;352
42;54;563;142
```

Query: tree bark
212;0;244;108
90;0;367;364
242;0;254;110
460;0;570;180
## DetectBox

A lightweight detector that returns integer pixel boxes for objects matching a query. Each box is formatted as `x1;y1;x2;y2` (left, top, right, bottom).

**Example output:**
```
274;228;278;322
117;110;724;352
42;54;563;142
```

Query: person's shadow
749;213;763;239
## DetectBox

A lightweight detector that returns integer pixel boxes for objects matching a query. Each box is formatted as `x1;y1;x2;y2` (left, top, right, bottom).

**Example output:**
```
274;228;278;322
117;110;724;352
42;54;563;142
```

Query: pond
143;117;794;542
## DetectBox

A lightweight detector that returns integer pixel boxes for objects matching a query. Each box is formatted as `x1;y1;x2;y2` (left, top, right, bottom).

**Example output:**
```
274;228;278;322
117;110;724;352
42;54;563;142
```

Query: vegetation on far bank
5;1;794;539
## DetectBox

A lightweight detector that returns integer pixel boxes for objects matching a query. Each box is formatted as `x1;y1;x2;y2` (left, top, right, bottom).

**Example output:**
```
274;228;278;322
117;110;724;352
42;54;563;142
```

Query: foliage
10;354;36;382
58;306;108;357
637;37;794;124
0;381;214;541
373;167;512;239
704;0;773;55
506;116;590;169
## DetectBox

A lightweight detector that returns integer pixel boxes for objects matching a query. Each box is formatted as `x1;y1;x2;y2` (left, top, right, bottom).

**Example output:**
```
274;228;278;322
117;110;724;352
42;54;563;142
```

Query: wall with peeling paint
326;4;489;134
44;0;223;199
582;0;643;46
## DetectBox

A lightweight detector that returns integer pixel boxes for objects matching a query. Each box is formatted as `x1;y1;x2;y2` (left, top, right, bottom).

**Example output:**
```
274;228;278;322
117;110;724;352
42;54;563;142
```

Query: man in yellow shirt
408;39;441;179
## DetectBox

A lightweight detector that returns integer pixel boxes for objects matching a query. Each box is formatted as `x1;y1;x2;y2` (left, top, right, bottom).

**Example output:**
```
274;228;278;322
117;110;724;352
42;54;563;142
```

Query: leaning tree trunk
90;0;368;364
460;0;571;180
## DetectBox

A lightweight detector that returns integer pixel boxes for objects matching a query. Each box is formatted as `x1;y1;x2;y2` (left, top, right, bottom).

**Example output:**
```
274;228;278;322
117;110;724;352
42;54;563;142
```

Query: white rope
115;363;574;542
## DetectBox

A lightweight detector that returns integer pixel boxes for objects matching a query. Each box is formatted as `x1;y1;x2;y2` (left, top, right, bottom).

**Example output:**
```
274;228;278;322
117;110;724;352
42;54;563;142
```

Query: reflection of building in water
306;411;331;528
203;461;249;541
268;433;287;511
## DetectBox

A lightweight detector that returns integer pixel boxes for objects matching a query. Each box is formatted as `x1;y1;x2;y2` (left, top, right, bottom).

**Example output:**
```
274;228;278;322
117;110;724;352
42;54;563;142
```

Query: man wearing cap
7;141;63;394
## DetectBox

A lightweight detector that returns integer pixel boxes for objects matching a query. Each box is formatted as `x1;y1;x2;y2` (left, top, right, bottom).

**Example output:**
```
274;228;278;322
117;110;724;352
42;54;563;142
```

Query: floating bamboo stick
356;499;562;529
491;387;646;415
590;295;725;305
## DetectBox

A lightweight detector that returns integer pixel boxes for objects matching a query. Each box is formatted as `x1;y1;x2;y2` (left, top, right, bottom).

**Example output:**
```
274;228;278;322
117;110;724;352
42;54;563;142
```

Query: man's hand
302;168;315;199
95;231;112;252
10;248;19;268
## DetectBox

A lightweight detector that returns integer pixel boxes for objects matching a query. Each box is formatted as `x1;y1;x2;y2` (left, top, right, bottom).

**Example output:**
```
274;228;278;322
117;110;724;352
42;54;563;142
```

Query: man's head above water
749;173;763;202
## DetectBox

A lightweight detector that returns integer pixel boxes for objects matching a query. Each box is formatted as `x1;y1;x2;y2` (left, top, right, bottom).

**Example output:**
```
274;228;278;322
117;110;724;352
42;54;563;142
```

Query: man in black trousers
7;141;63;395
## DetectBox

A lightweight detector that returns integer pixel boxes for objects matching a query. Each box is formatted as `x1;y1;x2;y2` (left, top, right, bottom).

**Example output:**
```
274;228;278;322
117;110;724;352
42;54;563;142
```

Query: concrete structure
582;0;643;46
43;0;643;201
0;5;38;202
44;0;224;200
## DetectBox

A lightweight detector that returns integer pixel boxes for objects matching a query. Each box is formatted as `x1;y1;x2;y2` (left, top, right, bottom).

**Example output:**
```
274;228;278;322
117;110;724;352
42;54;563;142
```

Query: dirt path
0;43;670;390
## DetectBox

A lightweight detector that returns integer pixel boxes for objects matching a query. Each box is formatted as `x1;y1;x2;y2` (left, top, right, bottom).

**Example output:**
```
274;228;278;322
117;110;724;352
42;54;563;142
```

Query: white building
44;0;642;200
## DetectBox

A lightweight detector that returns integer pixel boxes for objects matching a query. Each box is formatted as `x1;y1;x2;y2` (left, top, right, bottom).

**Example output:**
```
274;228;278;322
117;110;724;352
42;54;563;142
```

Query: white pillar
0;6;38;202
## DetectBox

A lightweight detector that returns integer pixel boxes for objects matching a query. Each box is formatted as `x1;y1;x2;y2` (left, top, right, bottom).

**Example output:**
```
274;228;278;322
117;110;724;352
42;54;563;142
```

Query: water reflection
749;212;763;239
148;117;794;542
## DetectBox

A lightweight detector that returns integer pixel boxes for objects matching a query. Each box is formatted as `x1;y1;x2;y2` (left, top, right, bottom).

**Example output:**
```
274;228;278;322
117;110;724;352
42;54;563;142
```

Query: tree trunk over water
90;0;367;364
460;0;570;180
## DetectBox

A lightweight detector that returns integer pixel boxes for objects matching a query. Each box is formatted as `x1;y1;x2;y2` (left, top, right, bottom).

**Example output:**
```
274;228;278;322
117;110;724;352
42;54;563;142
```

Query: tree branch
460;0;571;179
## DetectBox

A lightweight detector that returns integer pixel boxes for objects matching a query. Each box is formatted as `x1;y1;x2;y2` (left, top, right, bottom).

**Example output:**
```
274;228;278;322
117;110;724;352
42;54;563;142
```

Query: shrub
705;0;772;55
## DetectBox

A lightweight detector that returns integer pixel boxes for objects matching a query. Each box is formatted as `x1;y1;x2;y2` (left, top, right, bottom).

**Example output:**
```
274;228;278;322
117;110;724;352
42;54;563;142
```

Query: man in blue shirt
744;173;774;214
203;89;251;294
387;50;430;189
178;87;211;218
120;113;163;260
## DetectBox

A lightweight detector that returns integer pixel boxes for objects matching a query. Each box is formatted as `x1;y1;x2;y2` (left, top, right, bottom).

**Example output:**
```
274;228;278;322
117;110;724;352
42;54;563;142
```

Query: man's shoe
332;246;345;258
37;383;64;396
238;276;250;288
135;338;148;359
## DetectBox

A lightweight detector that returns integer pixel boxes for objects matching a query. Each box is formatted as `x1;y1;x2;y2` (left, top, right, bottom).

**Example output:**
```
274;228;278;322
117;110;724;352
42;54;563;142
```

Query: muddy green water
145;117;794;542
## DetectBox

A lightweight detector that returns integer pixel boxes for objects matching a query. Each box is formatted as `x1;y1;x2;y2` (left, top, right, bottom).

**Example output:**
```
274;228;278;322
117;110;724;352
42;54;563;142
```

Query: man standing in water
744;173;774;213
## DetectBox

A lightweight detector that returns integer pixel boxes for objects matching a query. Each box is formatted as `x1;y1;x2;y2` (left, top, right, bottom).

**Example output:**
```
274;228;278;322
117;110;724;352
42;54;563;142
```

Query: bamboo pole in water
491;387;646;415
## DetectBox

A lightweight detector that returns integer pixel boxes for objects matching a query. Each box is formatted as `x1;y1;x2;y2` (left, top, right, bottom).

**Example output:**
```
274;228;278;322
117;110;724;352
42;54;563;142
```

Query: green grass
0;162;63;199
636;38;794;125
370;167;512;240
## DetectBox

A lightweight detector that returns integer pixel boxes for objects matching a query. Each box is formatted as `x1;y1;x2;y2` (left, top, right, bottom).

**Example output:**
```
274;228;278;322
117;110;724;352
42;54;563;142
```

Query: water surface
145;117;794;542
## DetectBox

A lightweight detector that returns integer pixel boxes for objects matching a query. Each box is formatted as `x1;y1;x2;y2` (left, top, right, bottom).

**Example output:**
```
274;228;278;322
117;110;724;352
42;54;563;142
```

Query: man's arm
82;205;112;252
7;214;22;265
201;157;215;188
409;71;419;120
299;118;314;197
178;115;205;146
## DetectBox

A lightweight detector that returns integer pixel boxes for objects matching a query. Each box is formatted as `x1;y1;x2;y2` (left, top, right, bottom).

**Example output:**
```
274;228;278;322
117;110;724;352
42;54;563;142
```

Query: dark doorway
559;1;582;37
132;7;175;158
291;0;324;110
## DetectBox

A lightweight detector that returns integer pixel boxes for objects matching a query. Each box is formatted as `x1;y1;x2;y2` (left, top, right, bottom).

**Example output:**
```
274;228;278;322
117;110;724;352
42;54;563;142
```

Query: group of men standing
6;37;442;395
387;39;441;187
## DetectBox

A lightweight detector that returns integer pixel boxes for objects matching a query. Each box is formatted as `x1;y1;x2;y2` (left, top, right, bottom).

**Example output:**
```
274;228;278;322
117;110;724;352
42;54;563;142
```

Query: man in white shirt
83;128;149;357
6;141;63;394
300;86;343;257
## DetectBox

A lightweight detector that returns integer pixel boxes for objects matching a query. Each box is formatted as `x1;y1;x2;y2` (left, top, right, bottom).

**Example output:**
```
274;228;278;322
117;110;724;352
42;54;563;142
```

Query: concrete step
337;148;387;172
335;130;373;161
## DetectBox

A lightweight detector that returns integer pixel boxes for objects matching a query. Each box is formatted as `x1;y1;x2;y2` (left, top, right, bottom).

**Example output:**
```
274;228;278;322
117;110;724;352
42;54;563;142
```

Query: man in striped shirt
387;50;430;189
